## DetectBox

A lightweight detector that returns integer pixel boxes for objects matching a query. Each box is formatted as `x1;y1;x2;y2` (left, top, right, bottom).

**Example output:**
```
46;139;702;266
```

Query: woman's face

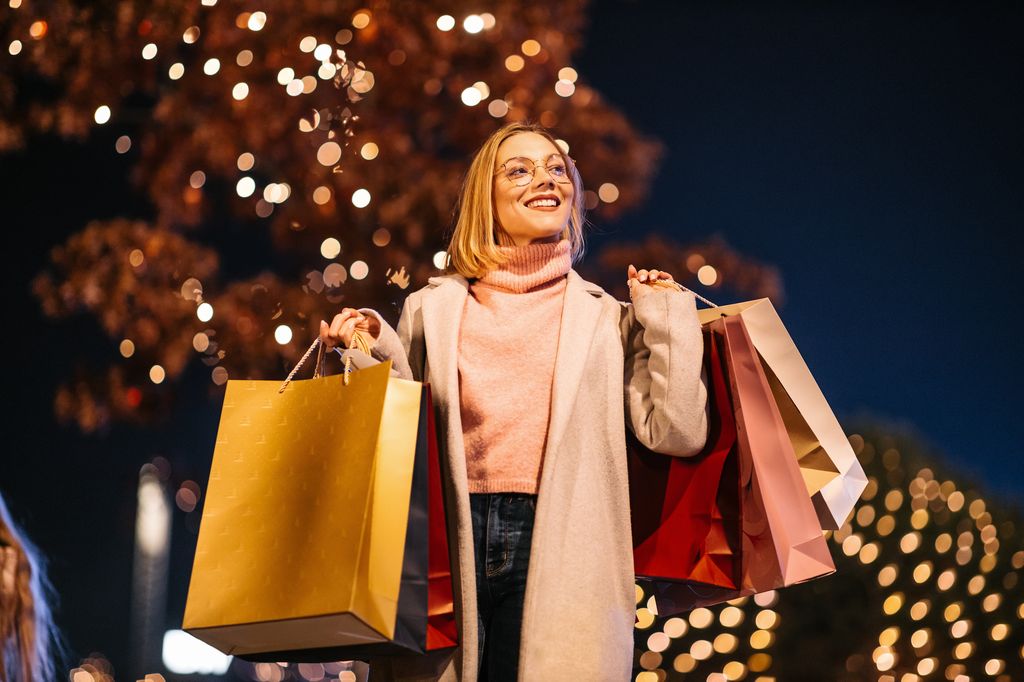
492;132;574;247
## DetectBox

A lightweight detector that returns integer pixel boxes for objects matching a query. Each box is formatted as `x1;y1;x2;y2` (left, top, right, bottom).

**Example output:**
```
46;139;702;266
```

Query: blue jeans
470;493;536;682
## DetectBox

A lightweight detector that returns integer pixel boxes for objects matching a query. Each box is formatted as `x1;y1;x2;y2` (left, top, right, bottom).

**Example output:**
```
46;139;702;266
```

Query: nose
532;166;557;188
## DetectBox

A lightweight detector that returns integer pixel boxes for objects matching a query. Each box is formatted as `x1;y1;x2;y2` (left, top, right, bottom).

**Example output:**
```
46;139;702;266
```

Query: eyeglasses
495;154;574;187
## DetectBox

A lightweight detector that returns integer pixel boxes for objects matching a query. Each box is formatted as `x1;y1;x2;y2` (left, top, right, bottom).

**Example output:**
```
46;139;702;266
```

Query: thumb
627;264;638;279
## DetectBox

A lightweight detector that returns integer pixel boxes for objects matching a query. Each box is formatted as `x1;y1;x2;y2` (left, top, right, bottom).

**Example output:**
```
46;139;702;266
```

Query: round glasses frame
494;154;575;187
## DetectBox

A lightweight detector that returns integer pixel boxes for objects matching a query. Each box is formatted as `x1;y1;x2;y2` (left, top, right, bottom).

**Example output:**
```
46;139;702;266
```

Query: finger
329;309;357;337
320;320;340;348
660;271;674;282
627;264;638;279
648;269;661;282
341;317;360;345
627;278;646;299
638;269;649;283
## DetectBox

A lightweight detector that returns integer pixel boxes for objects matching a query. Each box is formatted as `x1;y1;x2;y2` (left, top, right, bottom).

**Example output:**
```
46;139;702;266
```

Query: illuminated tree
4;0;654;429
5;0;782;432
631;426;1023;681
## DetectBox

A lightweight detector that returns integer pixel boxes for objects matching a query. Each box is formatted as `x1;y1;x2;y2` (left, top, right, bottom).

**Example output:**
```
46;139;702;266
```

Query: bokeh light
273;325;292;345
351;188;371;207
320;238;341;259
349;260;369;280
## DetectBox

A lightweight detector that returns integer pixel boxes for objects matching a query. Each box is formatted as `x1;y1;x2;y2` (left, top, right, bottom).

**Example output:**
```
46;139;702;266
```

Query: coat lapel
420;274;469;416
540;270;605;489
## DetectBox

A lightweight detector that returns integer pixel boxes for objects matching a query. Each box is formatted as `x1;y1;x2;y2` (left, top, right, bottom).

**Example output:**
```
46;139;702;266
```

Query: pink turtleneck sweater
459;239;572;494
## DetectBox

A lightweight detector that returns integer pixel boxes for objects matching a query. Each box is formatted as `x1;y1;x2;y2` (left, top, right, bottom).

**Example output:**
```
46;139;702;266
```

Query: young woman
0;493;59;682
321;122;708;682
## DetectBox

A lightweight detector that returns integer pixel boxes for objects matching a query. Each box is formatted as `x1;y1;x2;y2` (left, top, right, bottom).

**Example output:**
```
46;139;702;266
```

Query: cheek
558;195;573;221
494;189;522;224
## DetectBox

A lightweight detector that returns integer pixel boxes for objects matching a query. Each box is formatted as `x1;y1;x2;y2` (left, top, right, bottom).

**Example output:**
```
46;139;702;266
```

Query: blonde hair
447;123;586;278
0;494;58;682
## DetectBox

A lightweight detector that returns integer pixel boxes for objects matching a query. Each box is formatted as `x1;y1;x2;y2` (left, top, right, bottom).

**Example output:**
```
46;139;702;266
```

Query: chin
524;215;570;238
500;210;570;244
527;225;565;242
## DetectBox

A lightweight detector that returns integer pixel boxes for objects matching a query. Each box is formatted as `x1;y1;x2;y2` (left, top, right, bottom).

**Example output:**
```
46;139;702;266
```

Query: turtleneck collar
477;238;572;293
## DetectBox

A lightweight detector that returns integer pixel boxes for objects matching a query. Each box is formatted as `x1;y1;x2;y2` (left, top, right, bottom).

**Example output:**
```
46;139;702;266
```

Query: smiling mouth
525;198;560;208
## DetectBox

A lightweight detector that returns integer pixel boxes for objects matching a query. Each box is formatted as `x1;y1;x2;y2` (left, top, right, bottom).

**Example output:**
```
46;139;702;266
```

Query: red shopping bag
629;325;740;589
631;315;835;614
425;386;457;650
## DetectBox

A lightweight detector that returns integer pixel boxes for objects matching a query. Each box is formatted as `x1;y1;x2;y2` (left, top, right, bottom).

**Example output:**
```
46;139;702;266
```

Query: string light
235;177;255;197
636;430;1024;680
273;325;292;345
320;238;341;259
247;11;267;31
196;303;213;322
461;87;482;106
351;188;370;207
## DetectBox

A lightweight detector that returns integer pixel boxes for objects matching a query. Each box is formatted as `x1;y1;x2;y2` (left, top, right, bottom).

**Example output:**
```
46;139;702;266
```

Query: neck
503;234;562;248
479;239;572;293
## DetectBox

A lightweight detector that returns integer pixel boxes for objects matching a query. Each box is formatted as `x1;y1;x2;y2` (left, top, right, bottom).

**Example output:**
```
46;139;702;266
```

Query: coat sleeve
359;291;424;382
619;287;709;457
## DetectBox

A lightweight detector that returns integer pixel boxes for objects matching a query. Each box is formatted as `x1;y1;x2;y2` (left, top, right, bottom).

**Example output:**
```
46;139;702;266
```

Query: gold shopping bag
698;299;868;530
183;359;424;656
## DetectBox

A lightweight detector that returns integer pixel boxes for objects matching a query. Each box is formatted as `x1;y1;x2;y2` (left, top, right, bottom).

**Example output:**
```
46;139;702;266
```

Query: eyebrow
497;153;565;166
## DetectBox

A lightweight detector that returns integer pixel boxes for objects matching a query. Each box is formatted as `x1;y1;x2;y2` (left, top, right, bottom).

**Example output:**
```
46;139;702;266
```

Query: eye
506;165;529;178
547;163;567;177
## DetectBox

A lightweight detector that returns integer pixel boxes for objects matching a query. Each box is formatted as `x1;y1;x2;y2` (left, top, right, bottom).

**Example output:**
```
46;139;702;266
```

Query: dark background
2;0;1021;674
579;1;1024;498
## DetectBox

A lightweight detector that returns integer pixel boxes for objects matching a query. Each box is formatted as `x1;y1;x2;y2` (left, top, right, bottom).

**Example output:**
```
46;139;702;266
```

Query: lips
525;195;561;209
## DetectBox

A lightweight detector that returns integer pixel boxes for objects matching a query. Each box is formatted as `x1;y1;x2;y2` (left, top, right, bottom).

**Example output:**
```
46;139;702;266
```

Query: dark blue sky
578;1;1023;500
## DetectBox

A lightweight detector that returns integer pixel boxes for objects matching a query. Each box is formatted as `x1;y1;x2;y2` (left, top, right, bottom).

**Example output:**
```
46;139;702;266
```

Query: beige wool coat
363;269;708;682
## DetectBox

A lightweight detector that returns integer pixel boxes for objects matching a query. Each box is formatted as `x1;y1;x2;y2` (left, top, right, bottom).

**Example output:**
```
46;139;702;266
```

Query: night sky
578;1;1024;500
2;0;1022;674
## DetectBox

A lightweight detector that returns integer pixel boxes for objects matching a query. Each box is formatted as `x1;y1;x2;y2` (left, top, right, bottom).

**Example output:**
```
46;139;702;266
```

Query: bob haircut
447;122;586;279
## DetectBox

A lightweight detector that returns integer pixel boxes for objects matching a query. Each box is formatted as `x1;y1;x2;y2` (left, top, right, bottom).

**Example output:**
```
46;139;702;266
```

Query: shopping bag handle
649;279;720;308
278;330;372;393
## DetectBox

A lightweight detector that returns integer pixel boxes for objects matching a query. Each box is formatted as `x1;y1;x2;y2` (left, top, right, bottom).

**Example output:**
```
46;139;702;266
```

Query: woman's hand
320;308;381;349
627;264;675;299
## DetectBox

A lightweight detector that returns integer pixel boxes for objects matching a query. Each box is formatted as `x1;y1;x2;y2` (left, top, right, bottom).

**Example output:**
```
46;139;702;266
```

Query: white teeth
527;198;558;208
